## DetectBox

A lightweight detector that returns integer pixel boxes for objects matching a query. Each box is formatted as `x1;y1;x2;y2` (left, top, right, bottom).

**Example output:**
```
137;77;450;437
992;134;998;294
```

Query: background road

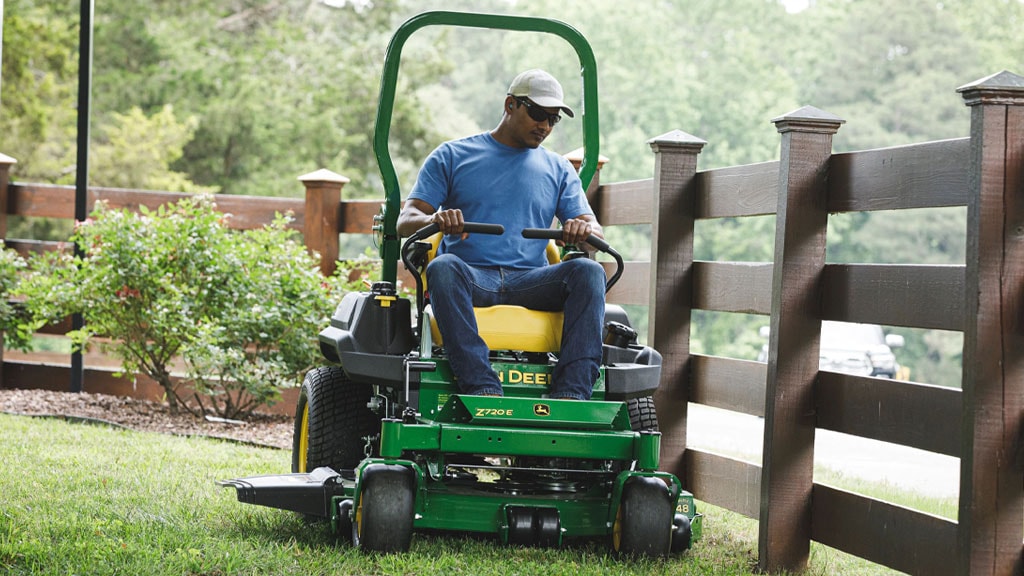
686;403;960;499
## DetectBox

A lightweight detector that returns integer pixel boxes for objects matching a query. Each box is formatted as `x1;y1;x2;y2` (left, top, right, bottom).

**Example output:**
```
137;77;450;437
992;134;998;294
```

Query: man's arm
397;198;466;238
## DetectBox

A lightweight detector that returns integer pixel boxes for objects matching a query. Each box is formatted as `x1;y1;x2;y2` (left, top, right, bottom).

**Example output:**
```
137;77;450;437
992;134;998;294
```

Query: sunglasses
515;97;561;127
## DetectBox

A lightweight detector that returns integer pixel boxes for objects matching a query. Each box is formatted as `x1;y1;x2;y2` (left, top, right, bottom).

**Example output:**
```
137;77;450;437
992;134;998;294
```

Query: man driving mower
396;68;606;400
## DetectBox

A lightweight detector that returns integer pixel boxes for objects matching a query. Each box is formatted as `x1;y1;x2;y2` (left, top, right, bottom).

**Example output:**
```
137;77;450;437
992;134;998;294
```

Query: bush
18;195;340;419
0;242;33;350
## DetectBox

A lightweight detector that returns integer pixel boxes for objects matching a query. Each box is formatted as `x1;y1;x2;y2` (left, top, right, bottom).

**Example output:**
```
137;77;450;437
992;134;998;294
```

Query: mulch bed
0;388;293;450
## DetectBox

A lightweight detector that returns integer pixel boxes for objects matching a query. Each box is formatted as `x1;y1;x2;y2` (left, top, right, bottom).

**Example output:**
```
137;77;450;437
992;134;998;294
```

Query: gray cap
507;69;574;118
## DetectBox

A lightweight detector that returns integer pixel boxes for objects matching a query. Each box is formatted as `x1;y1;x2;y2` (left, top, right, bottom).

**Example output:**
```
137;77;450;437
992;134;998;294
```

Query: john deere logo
534;404;551;417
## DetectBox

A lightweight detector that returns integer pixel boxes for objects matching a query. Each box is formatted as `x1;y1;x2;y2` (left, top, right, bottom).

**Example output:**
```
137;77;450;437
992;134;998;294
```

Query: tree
89;105;215;192
0;1;78;182
86;0;446;199
793;0;978;151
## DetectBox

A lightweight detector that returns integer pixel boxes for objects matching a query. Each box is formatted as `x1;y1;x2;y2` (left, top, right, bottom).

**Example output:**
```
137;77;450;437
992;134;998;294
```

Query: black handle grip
521;227;611;253
409;221;505;241
463;222;505;235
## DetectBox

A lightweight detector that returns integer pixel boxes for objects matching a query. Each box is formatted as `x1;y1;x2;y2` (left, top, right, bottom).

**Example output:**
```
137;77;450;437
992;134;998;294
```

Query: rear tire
627;396;659;431
292;366;380;474
353;464;415;553
613;476;673;557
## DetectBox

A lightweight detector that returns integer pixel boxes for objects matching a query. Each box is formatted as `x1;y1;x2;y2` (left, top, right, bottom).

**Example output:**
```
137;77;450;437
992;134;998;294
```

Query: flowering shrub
0;243;32;350
18;195;341;418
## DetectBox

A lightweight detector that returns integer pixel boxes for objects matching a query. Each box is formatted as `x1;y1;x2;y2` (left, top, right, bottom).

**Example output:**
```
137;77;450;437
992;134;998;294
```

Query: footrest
217;466;348;518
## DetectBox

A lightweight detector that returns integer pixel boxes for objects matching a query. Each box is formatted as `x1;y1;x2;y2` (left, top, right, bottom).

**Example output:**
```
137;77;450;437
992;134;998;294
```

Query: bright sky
784;0;811;13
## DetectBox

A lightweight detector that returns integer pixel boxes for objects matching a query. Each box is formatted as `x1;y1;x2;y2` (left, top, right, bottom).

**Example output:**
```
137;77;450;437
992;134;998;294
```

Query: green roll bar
373;11;600;283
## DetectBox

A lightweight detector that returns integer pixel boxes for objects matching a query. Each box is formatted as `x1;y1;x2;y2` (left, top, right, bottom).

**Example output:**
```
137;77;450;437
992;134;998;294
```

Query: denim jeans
426;253;606;399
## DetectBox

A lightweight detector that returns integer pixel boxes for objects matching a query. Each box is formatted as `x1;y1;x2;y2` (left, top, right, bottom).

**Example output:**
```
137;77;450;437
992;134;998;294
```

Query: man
396;69;606;400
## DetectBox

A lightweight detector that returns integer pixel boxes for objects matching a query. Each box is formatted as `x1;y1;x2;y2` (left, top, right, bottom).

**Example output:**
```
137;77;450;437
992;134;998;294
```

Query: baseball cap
507;69;575;118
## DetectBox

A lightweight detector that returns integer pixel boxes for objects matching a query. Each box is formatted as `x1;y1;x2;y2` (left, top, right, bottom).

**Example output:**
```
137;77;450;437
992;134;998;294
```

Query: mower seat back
423;233;564;353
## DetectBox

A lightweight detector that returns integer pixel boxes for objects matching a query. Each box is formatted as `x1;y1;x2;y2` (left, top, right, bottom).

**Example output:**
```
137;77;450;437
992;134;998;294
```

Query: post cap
647;129;707;153
772;106;845;134
298;168;350;184
957;70;1024;106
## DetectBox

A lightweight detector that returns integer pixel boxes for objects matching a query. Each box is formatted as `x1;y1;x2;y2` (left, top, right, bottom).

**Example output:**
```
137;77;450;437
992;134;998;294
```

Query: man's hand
397;199;469;239
431;208;466;237
561;216;602;247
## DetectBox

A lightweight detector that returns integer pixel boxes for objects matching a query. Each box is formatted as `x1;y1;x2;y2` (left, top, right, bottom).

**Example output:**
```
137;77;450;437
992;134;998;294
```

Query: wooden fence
2;69;1022;574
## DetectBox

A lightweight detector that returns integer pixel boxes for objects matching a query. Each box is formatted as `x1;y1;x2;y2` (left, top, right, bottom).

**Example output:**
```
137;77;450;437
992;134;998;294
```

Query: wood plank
690;354;766;417
828;138;970;212
7;183;76;218
683;448;761;519
208;194;305;230
695;160;779;218
815;372;961;457
7;183;306;230
5;239;68;258
1;359;298;416
594;179;654;226
811;484;957;576
693;261;773;315
340;199;381;234
2;361;160;399
603;261;649;306
820;263;965;331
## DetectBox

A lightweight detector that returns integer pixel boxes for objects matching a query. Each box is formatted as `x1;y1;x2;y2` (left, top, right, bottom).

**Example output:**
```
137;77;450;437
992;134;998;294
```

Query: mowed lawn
0;414;901;575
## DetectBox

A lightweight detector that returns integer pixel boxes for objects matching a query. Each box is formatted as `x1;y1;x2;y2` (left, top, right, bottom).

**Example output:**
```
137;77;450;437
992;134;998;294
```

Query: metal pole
71;0;94;393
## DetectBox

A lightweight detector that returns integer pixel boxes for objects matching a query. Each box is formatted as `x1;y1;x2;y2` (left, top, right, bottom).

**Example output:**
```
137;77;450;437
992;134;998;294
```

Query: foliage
0;1;78;182
183;213;339;418
15;196;338;419
0;244;32;350
87;0;446;198
181;206;338;419
89;105;216;193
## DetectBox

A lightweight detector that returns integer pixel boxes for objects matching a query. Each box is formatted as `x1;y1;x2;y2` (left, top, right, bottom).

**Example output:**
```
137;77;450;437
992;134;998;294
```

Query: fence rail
2;70;1022;575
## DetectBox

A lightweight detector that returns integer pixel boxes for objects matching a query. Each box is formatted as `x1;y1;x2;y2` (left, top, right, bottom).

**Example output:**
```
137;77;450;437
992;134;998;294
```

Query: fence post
298;168;348;277
0;153;13;388
759;106;844;573
564;148;609;212
0;153;14;239
647;130;706;481
956;70;1024;576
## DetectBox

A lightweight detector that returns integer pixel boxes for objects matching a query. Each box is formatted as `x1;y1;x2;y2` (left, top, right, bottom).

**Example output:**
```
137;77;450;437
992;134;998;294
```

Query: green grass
0;414;907;575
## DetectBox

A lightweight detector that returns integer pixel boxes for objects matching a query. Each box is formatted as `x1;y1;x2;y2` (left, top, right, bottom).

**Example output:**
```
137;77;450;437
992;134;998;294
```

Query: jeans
426;253;606;399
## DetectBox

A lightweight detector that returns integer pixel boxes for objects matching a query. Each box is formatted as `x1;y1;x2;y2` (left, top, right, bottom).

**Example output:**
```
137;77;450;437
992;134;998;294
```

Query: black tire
613;476;673;557
534;508;561;548
627;396;659;432
506;507;534;546
336;499;355;543
353;464;415;553
292;366;380;474
671;513;693;553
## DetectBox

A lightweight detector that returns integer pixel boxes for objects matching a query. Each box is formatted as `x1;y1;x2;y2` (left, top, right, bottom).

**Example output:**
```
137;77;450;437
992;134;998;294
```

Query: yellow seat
422;233;564;353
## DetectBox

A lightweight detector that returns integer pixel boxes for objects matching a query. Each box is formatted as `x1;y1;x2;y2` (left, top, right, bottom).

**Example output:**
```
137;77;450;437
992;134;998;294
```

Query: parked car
758;321;905;378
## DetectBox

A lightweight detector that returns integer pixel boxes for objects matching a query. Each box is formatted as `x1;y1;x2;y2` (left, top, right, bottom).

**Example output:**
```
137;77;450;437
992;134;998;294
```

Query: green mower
219;11;702;557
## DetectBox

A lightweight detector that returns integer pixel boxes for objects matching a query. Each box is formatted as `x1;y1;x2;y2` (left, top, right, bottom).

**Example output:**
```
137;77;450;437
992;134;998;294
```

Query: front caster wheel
353;464;415;553
613;476;673;557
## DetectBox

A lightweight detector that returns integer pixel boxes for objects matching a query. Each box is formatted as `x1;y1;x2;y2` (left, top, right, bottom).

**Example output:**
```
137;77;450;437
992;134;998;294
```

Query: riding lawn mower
219;10;702;557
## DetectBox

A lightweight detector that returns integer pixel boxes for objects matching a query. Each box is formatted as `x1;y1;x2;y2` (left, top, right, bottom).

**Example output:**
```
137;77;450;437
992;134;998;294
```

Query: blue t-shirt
408;132;593;269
